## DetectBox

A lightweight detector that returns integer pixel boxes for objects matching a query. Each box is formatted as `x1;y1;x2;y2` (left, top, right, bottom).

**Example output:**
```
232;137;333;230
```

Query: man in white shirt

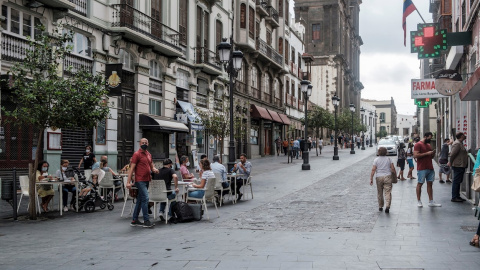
211;155;227;186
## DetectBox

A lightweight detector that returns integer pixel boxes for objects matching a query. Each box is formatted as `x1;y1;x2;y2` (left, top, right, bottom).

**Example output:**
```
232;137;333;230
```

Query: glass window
237;62;245;82
380;112;386;123
1;6;7;31
312;24;321;40
119;49;134;70
215;84;224;99
251;66;258;89
240;3;246;29
250;127;258;145
22;13;31;37
249;7;255;39
149;99;161;116
197;79;208;95
10;8;20;34
176;70;189;89
149;60;161;78
264;74;270;93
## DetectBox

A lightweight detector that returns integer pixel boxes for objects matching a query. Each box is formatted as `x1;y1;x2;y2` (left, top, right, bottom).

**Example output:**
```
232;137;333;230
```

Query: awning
139;114;189;133
250;104;272;120
190;123;204;130
177;100;202;123
278;113;291;125
460;66;480;101
267;109;283;123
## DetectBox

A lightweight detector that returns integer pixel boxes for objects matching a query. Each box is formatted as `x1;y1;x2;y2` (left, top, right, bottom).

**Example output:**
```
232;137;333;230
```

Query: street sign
411;78;444;98
435;69;463;96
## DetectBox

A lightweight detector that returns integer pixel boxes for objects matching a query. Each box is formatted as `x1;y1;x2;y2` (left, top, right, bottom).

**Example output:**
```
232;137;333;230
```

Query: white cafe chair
18;175;41;214
148;180;175;224
186;177;219;220
213;172;231;206
121;176;136;217
99;172;115;204
243;176;253;200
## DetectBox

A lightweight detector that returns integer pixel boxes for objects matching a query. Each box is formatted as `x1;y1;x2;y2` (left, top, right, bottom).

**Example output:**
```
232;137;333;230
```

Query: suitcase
188;203;203;221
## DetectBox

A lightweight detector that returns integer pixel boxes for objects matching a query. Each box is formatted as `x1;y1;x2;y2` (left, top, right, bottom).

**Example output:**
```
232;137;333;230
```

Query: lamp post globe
360;107;365;150
301;83;312;170
332;94;340;160
349;103;355;154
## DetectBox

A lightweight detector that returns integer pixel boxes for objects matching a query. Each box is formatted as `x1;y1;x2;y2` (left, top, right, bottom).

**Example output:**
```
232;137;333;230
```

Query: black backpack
171;201;194;223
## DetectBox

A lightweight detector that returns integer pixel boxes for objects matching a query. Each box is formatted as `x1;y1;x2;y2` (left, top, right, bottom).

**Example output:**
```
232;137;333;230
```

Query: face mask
86;149;90;153
42;167;48;172
141;144;148;150
425;139;431;144
186;162;190;166
62;166;68;171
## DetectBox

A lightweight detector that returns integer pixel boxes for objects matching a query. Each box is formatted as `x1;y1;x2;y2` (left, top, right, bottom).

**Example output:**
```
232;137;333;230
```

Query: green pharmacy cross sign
411;23;447;59
414;98;434;108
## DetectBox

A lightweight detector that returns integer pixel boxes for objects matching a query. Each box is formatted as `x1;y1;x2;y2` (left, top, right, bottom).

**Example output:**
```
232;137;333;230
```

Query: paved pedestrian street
1;146;479;270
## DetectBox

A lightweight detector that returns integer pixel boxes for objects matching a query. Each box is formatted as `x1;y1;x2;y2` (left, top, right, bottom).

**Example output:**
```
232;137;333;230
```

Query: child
79;174;99;200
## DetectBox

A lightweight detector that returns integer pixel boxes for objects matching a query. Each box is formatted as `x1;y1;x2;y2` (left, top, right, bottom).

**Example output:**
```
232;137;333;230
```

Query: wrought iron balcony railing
196;93;208;108
267;6;279;24
263;92;272;103
256;38;283;66
251;87;261;99
194;47;221;70
112;4;180;48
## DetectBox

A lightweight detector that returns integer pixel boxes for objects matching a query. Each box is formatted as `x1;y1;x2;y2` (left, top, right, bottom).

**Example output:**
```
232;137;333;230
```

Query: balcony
290;62;298;77
235;81;248;95
196;93;208;108
273;97;282;108
1;33;30;63
68;0;87;16
255;38;283;69
265;7;280;28
177;88;189;102
214;99;223;111
298;99;304;112
255;0;269;17
111;4;182;57
149;78;162;96
194;47;222;76
63;53;93;76
251;87;261;99
285;94;297;109
263;92;272;103
37;0;75;9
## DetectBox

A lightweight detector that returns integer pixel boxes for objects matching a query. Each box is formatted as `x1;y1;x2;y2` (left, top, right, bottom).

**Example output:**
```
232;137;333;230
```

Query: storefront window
250;127;258;145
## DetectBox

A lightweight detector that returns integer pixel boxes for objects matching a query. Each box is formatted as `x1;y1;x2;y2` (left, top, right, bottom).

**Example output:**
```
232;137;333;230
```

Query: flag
403;0;417;46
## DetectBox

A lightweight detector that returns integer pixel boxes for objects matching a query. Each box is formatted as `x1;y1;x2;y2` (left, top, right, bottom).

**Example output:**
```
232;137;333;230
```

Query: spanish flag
403;0;417;46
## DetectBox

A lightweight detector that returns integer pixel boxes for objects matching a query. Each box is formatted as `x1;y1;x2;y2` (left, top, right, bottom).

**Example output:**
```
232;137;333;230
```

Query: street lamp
360;107;365;150
332;94;340;160
349;103;355;154
387;125;390;136
369;111;373;147
375;112;378;144
217;38;244;171
301;80;311;170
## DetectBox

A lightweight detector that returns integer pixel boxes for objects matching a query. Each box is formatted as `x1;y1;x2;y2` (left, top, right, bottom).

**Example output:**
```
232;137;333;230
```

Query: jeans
188;190;205;198
62;185;77;207
230;178;244;195
133;181;150;222
293;147;299;158
452;167;465;199
283;147;288;155
159;192;176;216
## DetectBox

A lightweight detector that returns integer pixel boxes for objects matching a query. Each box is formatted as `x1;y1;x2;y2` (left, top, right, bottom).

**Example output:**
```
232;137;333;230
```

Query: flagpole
412;1;426;23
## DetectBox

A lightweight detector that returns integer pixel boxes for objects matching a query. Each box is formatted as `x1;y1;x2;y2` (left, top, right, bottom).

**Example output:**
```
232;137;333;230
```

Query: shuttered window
249;6;255;39
278;37;283;55
240;3;246;28
216;20;223;48
179;0;188;45
312;24;321;40
278;0;283;17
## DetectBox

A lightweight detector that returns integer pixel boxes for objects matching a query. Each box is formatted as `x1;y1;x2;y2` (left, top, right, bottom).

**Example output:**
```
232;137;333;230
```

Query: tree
1;25;109;219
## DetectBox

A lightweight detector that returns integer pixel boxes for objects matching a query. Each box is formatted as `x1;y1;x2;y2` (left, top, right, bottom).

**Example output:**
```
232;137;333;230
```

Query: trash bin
1;178;13;201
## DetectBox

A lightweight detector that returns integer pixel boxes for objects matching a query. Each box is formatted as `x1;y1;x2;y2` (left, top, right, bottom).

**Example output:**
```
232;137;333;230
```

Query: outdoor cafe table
36;180;80;215
227;173;245;203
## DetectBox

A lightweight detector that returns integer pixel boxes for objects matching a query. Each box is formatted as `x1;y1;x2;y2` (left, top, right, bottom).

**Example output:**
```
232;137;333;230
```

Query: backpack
171;201;194;223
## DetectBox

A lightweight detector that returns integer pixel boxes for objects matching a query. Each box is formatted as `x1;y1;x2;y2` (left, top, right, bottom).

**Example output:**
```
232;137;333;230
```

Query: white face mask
186;162;190;166
62;166;68;171
86;149;90;153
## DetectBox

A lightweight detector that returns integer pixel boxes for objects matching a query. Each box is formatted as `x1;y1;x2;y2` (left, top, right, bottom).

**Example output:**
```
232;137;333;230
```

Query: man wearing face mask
448;132;468;202
179;155;195;179
127;138;159;228
413;132;441;208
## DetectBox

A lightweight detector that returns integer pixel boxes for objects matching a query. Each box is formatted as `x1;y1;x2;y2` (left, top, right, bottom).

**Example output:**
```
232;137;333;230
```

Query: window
256;20;260;38
2;5;42;38
291;48;295;63
278;37;283;55
197;79;208;95
278;0;283;17
214;84;224;99
285;0;289;26
462;1;466;29
251;66;258;89
380;112;386;123
237;62;245;82
266;30;272;45
216;20;223;48
441;0;452;14
240;3;246;29
179;0;188;45
285;40;289;64
264;74;270;93
291;82;295;96
380;126;386;132
274;79;279;98
149;99;162;116
149;60;161;78
312;24;321;40
118;49;134;70
176;70;189;89
66;32;92;57
285;79;290;94
249;6;255;39
250;127;258;144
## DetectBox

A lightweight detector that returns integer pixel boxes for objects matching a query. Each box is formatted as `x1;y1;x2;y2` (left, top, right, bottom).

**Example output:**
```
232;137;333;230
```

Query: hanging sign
411;79;444;98
435;69;463;96
105;63;123;96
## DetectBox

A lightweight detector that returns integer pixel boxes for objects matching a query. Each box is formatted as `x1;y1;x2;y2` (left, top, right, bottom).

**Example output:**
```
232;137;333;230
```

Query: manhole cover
461;226;477;232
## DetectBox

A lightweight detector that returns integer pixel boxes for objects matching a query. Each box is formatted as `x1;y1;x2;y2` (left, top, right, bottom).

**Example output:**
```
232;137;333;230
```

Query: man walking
293;138;300;159
282;138;289;156
413;132;441;207
127;138;159;228
448;133;468;202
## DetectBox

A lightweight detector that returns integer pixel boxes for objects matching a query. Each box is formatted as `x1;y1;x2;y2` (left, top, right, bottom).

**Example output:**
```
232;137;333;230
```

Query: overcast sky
359;0;431;115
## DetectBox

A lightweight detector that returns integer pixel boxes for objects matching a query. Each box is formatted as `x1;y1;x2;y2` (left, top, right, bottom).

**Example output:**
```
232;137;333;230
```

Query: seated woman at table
100;159;117;177
180;155;195;180
36;161;55;212
56;159;77;212
78;174;99;200
188;159;214;198
120;157;132;174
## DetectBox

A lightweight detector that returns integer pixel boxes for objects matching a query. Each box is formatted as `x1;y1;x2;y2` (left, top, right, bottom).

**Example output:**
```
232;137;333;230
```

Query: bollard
12;168;17;221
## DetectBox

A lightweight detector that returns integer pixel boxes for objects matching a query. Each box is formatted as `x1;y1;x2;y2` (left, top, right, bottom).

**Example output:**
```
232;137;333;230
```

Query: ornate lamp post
217;38;244;171
332;94;340;160
301;81;312;170
375;112;378;144
360;107;365;150
369;111;373;147
349;103;355;154
387;125;390;136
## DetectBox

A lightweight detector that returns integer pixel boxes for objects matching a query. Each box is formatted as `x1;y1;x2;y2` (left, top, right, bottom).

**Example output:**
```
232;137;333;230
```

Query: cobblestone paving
215;156;379;232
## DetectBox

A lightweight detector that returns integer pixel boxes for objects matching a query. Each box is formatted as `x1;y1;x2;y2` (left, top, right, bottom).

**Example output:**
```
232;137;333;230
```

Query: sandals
469;235;479;247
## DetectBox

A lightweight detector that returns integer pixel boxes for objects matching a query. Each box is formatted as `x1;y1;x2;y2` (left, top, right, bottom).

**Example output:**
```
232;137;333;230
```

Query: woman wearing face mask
36;161;55;212
179;155;195;180
78;145;96;180
56;159;77;212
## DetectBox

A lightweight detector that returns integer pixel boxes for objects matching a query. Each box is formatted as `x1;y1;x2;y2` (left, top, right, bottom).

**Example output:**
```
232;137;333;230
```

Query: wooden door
121;0;135;26
117;72;135;170
151;0;162;38
264;129;271;155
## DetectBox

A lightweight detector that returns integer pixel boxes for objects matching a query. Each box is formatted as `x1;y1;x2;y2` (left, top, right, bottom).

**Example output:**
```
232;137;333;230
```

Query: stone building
362;98;398;136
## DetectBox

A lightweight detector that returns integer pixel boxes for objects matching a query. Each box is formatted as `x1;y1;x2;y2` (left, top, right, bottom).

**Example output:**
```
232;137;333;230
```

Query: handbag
391;171;398;184
129;188;138;198
471;168;480;192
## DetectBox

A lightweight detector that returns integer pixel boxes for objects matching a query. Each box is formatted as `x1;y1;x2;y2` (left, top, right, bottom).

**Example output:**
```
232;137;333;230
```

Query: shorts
397;159;405;170
407;159;414;168
439;164;451;175
417;169;435;184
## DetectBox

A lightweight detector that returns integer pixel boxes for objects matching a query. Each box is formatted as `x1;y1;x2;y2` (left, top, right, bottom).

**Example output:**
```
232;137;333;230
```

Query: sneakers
385;208;390;213
63;206;69;212
439;180;445;184
143;220;154;228
130;220;144;227
428;200;442;207
446;180;452;183
417;201;423;208
451;197;464;202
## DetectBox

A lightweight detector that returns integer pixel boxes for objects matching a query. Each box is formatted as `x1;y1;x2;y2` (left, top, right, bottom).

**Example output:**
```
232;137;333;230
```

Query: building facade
362;98;398;137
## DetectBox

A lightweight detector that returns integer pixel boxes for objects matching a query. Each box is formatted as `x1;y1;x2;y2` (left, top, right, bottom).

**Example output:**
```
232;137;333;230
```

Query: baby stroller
76;170;114;213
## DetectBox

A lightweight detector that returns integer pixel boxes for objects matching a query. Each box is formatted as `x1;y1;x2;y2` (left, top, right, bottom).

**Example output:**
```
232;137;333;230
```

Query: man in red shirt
413;132;441;208
127;138;159;228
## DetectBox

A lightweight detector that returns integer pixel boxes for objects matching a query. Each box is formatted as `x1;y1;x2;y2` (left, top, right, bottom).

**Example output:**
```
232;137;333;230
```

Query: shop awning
177;100;202;123
267;109;283;123
278;113;291;125
250;104;272;120
139;114;189;133
460;66;480;101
